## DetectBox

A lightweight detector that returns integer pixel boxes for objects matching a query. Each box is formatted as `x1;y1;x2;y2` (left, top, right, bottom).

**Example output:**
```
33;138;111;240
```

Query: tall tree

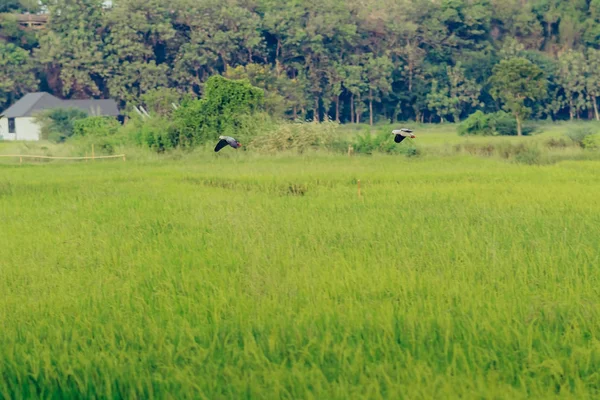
446;62;481;122
556;50;586;120
0;42;38;108
489;57;547;136
426;79;452;122
585;49;600;121
363;55;393;126
35;0;107;98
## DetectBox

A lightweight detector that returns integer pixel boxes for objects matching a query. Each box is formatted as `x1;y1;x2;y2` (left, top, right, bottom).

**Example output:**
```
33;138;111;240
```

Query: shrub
583;134;600;150
249;120;341;154
34;108;89;143
458;111;493;136
353;130;419;156
512;144;541;164
170;75;265;148
73;116;120;137
458;111;538;136
135;117;178;152
546;137;569;148
454;141;541;164
140;88;189;118
565;125;599;148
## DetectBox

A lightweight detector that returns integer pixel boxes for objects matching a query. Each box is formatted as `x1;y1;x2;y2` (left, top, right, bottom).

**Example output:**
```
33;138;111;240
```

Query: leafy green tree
426;80;452;122
325;62;346;122
556;50;587;120
140;88;187;117
171;75;264;147
225;63;289;117
103;0;175;105
343;64;365;124
489;57;547;136
364;56;393;126
447;62;481;122
0;42;38;109
585;49;600;121
34;107;89;142
34;0;107;98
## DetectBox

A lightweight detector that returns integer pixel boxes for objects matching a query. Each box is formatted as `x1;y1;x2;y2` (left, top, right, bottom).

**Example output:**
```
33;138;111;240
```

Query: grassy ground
1;139;600;398
2;120;598;164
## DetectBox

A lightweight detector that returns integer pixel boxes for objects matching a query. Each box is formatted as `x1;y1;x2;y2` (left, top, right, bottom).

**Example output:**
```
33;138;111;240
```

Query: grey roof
62;100;119;116
1;92;61;118
1;92;119;118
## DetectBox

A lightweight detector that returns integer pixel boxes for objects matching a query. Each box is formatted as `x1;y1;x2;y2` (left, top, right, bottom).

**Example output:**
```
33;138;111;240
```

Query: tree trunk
335;96;340;122
592;95;599;121
276;40;281;64
516;115;523;136
569;98;574;120
350;94;355;123
293;105;297;120
313;98;319;123
369;89;373;126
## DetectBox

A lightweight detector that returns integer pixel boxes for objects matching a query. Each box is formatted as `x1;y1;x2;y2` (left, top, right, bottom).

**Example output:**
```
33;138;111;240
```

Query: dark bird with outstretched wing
392;128;416;143
214;136;242;152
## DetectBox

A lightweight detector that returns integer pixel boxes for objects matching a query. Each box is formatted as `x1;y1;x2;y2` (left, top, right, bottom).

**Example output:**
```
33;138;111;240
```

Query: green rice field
1;128;600;398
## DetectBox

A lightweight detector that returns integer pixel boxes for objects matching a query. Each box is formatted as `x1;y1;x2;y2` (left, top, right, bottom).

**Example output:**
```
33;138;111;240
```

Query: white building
0;92;119;141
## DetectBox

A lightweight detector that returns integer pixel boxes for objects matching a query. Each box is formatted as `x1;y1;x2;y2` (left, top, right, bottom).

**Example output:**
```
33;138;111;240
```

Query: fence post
20;156;22;165
92;144;95;161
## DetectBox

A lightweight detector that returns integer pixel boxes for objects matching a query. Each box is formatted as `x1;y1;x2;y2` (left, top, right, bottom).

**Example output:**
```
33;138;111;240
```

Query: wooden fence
0;154;126;164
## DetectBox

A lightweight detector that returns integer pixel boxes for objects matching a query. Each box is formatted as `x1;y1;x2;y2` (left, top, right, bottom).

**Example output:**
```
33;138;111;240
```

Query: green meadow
1;125;600;398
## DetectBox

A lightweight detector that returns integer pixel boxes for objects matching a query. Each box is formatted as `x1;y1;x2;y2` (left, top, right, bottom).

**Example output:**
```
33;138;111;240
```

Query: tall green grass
1;154;600;398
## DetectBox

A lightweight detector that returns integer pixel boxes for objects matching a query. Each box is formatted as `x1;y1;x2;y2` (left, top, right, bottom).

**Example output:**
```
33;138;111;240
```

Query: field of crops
1;127;600;398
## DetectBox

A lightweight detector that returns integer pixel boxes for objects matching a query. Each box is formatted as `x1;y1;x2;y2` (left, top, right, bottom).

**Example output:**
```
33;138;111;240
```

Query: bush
459;111;538;136
133;117;178;152
545;137;569;148
583;134;600;150
34;108;89;143
565;125;600;148
454;141;541;164
512;144;542;164
170;75;265;148
249;120;341;154
73;116;120;137
140;88;189;118
353;130;419;156
458;111;493;136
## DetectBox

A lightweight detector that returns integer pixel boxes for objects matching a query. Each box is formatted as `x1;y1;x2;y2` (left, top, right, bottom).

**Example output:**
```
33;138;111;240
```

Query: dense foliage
34;107;89;142
4;0;600;124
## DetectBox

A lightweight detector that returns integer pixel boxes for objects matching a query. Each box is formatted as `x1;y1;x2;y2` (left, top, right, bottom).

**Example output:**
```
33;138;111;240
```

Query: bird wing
0;114;4;120
400;128;413;133
394;134;406;143
214;139;229;152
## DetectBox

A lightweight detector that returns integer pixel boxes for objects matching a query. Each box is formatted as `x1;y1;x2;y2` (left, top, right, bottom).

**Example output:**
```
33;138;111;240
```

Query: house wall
15;118;41;141
0;118;13;140
0;117;41;141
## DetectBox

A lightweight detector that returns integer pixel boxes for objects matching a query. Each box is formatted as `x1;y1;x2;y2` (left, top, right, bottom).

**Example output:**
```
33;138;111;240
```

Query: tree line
2;0;600;125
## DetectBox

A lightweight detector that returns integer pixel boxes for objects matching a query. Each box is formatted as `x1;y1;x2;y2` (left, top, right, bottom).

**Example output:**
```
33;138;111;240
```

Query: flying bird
214;135;242;152
392;128;416;143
